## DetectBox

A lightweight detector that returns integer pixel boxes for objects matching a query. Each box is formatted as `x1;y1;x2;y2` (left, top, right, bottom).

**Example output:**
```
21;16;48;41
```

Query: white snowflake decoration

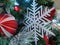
23;0;55;45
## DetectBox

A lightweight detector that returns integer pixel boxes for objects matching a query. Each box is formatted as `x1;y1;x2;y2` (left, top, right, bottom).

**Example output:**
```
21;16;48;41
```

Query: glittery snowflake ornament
23;0;55;45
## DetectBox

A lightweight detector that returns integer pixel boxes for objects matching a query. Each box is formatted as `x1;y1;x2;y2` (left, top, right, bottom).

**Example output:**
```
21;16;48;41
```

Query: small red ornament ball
46;43;50;45
0;14;18;37
44;35;48;42
14;5;20;12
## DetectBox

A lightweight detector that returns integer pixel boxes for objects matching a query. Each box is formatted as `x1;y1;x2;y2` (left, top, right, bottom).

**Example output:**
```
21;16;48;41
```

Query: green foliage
10;9;24;20
0;37;10;45
51;27;60;45
37;0;54;7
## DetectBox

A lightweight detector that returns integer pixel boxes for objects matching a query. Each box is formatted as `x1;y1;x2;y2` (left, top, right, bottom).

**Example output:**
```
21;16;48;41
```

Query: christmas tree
0;0;60;45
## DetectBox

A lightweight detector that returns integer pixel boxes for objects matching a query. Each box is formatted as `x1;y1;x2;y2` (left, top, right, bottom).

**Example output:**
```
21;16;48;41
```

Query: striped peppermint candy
0;14;18;37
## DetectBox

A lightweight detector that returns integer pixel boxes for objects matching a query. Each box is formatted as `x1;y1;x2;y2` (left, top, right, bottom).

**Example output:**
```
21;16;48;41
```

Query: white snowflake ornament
23;0;55;45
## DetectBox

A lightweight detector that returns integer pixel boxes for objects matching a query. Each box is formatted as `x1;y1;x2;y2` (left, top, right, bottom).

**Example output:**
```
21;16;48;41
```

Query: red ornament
14;5;20;12
40;7;56;21
46;43;50;45
44;35;48;42
46;8;56;20
0;14;18;37
44;35;51;45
